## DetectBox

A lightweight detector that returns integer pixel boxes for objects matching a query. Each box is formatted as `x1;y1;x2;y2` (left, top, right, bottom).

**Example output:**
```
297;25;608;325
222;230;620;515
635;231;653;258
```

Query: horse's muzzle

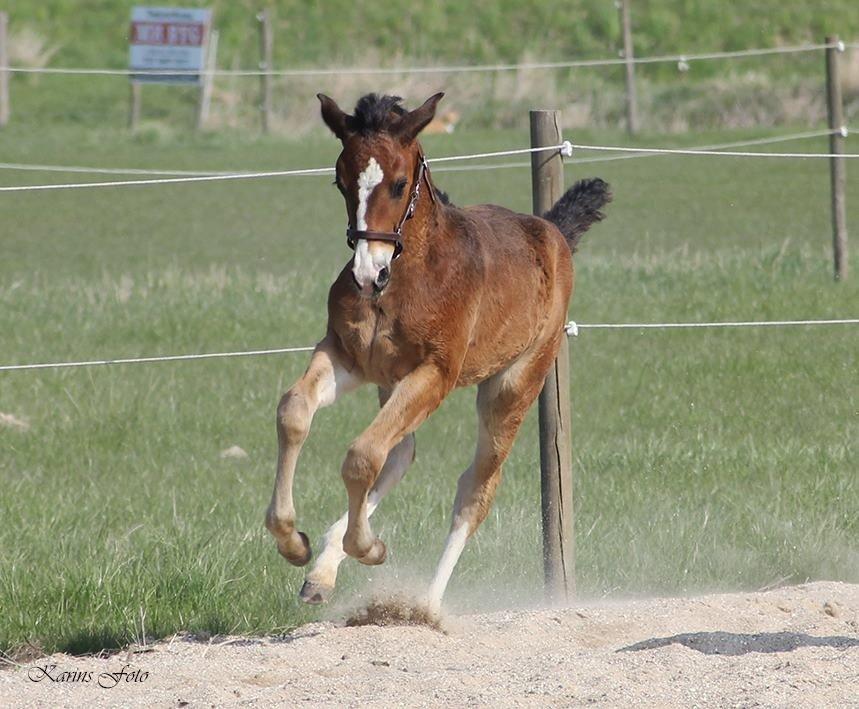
352;265;390;296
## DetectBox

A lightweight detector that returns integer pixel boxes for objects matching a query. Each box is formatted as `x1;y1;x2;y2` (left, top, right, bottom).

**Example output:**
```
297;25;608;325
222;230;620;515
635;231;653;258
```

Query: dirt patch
345;596;445;633
2;582;857;708
0;413;29;432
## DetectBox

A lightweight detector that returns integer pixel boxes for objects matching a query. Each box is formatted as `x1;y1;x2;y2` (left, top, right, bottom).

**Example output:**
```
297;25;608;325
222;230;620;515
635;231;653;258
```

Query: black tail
544;178;611;252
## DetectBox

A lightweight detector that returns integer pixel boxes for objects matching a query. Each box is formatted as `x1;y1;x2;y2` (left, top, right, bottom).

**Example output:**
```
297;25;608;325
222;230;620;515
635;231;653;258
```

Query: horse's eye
333;178;346;194
391;178;408;199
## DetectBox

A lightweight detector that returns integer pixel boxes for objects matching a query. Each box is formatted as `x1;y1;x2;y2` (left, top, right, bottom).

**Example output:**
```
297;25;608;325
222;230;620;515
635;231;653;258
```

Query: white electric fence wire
566;319;859;336
572;129;838;164
397;128;841;172
2;319;856;372
0;162;242;177
0;129;835;179
569;142;858;159
1;128;851;191
0;144;569;192
0;166;335;192
0;346;316;372
0;42;839;78
433;161;532;173
430;144;569;162
0;159;540;178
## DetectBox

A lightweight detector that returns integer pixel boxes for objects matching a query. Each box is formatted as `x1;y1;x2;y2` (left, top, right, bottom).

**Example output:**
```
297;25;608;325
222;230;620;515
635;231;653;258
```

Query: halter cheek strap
346;152;435;259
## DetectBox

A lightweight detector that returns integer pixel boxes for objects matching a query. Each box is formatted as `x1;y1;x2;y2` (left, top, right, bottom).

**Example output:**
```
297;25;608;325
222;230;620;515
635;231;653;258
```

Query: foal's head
317;92;444;295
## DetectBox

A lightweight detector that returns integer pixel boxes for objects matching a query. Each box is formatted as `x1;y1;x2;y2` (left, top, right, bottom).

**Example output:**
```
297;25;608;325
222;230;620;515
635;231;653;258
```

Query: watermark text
27;663;149;689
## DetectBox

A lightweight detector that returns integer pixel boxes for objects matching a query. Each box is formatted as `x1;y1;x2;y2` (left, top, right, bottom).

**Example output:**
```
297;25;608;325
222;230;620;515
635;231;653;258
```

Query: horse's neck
400;147;451;258
403;195;447;260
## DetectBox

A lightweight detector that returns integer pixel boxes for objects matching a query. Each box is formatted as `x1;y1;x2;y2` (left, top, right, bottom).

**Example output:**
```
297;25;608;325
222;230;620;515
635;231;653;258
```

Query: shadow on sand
619;631;859;656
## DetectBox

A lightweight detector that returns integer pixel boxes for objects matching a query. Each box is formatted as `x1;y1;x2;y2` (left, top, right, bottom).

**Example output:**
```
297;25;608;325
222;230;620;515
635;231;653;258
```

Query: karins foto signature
27;663;149;689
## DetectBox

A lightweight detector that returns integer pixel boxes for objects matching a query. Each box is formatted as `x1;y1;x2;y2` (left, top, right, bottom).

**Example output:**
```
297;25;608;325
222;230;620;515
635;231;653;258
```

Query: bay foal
266;93;610;614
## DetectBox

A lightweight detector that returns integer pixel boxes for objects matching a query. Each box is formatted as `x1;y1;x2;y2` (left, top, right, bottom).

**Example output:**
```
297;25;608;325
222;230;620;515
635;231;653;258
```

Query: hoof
299;580;334;605
425;602;442;623
356;538;387;566
277;531;312;567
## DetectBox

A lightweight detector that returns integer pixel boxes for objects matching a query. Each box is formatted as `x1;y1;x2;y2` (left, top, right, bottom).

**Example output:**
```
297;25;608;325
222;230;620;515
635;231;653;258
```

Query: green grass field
5;0;856;72
3;1;857;135
0;123;857;657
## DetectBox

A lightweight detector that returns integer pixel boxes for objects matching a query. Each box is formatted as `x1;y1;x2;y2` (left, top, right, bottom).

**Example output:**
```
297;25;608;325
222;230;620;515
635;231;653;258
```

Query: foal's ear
317;93;351;141
394;92;445;143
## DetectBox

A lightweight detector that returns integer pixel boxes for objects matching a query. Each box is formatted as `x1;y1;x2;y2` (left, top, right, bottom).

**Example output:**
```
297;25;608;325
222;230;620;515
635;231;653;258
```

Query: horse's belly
456;289;556;386
457;330;533;386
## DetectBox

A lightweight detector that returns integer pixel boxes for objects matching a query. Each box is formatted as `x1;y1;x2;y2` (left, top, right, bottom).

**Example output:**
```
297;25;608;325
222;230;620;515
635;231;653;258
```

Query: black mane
348;94;406;135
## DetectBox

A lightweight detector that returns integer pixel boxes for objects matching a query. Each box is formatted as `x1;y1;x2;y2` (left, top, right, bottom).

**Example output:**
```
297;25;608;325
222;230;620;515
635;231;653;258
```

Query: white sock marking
426;523;470;613
307;435;415;588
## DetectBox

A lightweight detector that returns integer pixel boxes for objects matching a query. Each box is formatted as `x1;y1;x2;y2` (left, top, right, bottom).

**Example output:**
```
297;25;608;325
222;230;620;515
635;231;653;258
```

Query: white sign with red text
129;6;211;83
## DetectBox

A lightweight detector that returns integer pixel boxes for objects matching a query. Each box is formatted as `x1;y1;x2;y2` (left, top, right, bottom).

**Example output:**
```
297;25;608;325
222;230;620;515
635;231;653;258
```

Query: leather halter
346;152;436;260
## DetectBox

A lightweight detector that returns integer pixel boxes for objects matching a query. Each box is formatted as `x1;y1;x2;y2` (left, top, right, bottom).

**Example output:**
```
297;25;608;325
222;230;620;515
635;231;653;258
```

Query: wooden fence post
617;0;638;135
128;81;141;130
197;29;218;130
257;10;273;134
825;36;848;281
0;12;10;128
530;110;575;604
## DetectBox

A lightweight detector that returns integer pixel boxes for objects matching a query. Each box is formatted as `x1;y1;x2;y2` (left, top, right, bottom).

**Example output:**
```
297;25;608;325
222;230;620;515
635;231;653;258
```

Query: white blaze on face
352;157;394;292
356;157;383;231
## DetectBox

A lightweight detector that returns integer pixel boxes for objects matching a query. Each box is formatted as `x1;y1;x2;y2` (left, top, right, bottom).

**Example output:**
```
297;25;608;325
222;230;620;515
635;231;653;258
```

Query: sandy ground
3;581;858;708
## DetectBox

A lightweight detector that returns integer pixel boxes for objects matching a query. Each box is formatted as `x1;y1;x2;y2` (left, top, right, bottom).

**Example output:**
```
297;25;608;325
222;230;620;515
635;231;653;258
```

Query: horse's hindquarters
457;213;573;387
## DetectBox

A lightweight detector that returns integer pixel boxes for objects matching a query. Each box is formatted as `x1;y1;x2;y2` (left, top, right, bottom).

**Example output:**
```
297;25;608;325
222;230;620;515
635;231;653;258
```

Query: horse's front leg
265;334;362;565
341;363;452;565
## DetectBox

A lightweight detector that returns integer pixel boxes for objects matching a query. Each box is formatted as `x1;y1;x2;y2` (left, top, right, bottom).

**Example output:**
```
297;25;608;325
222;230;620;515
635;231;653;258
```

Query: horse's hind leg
300;389;416;604
265;335;361;566
426;347;557;615
301;433;415;603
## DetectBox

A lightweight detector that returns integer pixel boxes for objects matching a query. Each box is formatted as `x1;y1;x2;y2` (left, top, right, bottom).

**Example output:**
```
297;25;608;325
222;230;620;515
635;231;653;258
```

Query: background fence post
128;81;141;130
825;36;848;281
617;0;638;135
197;29;218;130
258;10;273;134
530;109;576;605
0;12;10;127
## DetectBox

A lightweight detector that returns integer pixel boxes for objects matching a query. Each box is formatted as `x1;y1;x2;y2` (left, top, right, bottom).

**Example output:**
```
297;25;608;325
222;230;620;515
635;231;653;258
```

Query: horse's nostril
375;267;390;291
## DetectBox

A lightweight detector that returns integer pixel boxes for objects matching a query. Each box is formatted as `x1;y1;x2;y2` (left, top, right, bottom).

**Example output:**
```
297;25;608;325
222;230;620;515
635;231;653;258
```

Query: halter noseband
346;152;436;260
